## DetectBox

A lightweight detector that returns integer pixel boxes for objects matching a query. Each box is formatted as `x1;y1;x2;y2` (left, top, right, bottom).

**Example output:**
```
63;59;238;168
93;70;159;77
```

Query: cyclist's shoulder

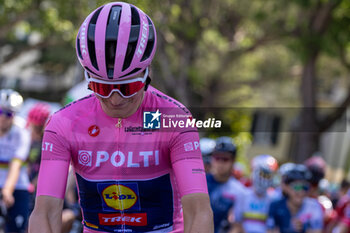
226;177;248;193
304;197;323;209
46;94;95;129
55;94;95;116
270;196;287;208
145;86;191;115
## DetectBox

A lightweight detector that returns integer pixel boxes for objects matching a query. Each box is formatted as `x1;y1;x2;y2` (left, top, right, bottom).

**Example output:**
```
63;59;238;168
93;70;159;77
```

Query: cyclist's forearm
28;196;64;233
3;158;22;193
182;193;214;233
29;210;62;233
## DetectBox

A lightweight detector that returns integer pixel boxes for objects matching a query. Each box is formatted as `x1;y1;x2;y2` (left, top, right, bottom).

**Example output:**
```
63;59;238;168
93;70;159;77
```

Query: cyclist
304;156;326;199
0;89;31;233
199;137;216;173
267;164;323;233
28;2;213;233
26;103;51;188
233;154;278;233
206;136;246;233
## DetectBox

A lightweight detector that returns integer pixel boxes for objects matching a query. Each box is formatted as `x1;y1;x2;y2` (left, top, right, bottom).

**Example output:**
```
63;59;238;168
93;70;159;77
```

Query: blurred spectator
232;154;278;233
26;103;50;186
206;136;246;233
304;156;326;198
270;162;295;201
0;89;31;233
267;164;323;233
232;162;251;187
200;137;216;173
25;103;50;214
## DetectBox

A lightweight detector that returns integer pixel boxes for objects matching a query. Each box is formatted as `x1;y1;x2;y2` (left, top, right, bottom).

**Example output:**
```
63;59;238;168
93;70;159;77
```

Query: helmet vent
76;36;82;59
105;6;122;79
122;6;140;72
119;68;141;78
87;7;103;71
141;17;155;62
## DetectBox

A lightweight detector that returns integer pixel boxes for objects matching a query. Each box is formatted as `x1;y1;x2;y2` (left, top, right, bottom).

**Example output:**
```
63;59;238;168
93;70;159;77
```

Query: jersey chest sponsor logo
98;213;147;226
98;183;141;212
78;150;159;168
88;125;100;137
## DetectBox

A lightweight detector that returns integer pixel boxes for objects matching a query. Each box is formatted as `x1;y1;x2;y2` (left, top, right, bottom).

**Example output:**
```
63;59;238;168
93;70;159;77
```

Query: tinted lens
291;182;309;192
0;108;14;118
89;81;145;98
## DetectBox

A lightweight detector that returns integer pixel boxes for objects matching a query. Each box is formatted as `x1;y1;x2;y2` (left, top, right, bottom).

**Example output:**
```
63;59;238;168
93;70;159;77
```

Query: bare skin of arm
2;159;22;207
182;193;214;233
28;195;64;233
306;230;322;233
267;229;280;233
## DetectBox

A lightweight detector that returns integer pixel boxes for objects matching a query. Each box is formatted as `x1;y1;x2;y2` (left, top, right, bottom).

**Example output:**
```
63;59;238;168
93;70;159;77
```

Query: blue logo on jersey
143;110;161;129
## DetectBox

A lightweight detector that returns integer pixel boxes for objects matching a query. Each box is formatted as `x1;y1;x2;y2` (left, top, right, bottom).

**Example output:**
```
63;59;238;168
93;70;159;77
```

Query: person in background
304;156;336;230
26;103;51;190
207;136;246;233
200;137;216;173
232;154;278;233
267;164;323;233
0;89;31;233
270;162;295;201
304;156;326;199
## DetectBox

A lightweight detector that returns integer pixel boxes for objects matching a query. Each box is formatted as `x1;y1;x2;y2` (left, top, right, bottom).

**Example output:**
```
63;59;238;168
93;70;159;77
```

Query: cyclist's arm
170;130;214;233
29;195;64;233
182;193;213;233
2;159;23;207
306;230;322;233
2;128;30;207
267;229;280;233
29;119;71;233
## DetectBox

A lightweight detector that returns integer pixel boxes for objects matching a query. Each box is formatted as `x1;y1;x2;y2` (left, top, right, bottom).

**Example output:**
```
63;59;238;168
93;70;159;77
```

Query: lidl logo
98;183;140;211
143;109;161;129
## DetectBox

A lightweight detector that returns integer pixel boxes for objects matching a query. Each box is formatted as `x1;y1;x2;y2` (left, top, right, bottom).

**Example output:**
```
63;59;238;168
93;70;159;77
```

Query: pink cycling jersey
37;86;208;233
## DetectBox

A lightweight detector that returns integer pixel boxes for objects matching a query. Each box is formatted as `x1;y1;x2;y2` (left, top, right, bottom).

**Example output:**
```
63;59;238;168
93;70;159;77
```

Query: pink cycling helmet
76;2;157;81
27;103;50;127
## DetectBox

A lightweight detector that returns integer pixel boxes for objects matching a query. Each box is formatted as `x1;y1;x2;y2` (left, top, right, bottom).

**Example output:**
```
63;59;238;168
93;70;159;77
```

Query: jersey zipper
115;118;122;128
115;117;126;231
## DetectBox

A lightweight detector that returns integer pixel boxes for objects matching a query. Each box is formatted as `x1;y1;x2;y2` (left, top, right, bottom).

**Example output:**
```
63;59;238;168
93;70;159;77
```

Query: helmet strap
144;76;152;91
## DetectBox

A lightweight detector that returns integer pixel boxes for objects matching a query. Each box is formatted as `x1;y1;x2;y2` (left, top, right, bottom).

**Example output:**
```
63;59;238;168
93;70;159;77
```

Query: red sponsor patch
88;125;100;137
98;213;147;226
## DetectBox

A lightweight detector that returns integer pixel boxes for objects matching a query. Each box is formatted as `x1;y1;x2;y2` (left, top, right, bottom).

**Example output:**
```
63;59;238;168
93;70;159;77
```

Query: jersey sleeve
36;116;71;199
232;190;245;223
13;128;31;161
306;200;324;230
169;130;208;197
266;201;277;230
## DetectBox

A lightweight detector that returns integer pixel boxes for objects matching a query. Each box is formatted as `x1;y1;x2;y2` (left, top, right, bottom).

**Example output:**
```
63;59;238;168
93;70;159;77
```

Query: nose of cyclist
108;92;129;107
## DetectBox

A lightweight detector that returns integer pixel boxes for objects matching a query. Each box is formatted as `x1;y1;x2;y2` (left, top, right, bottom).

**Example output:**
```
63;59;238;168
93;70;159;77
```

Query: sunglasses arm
144;76;152;91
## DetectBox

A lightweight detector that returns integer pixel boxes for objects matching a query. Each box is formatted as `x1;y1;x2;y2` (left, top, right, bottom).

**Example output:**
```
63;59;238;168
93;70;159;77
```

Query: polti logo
78;150;92;166
184;141;200;152
143;109;161;129
98;213;147;226
98;183;140;211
